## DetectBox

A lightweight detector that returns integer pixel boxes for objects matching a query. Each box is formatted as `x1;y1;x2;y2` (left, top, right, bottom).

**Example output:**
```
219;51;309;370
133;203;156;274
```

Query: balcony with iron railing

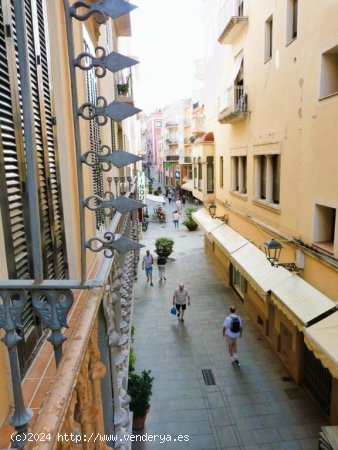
218;85;248;124
218;0;248;44
166;154;179;161
115;68;134;105
191;116;205;136
165;121;179;128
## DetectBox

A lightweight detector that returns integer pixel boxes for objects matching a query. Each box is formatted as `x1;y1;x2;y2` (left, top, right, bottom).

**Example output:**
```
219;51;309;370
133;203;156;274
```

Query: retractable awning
270;276;337;331
229;242;292;299
192;208;225;234
181;180;194;192
146;194;166;203
211;224;249;255
304;311;338;378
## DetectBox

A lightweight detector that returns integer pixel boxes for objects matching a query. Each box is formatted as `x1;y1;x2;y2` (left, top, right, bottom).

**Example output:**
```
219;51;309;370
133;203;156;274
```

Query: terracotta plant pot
132;410;149;430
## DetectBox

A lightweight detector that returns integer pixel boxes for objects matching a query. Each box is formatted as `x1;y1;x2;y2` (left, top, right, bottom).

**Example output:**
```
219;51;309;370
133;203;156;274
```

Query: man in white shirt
223;306;243;365
173;284;190;323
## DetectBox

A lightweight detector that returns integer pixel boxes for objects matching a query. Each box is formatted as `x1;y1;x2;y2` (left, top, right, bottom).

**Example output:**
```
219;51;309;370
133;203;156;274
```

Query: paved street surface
131;198;326;450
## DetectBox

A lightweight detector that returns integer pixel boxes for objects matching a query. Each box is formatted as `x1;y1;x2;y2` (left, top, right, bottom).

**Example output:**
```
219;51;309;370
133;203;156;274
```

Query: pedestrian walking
173;284;191;322
223;306;243;365
142;249;154;286
172;210;180;228
157;255;167;282
168;192;172;204
182;195;186;207
175;198;182;212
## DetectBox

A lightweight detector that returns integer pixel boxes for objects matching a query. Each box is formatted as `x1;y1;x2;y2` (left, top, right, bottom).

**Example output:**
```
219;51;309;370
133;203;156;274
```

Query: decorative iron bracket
32;290;74;366
70;0;137;23
86;232;144;258
74;47;139;77
83;194;145;214
81;145;142;171
78;97;142;125
0;290;33;448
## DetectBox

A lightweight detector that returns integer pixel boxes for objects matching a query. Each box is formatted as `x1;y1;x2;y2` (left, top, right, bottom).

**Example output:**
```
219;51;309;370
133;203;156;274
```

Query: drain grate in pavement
284;388;304;399
282;376;293;382
202;369;216;386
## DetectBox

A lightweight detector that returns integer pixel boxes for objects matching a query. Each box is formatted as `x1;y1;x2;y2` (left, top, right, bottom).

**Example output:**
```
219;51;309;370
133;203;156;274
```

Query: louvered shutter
84;41;105;231
0;0;68;374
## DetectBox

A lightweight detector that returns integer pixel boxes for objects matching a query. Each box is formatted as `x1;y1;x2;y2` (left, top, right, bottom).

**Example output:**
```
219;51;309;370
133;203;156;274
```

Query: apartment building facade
193;0;338;424
0;0;142;447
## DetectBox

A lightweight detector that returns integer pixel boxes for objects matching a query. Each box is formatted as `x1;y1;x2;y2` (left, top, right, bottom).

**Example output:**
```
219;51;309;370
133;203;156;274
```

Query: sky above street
130;0;205;113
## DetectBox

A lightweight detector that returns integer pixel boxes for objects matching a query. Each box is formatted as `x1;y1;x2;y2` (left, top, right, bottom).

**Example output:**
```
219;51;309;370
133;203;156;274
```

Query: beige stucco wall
201;0;338;300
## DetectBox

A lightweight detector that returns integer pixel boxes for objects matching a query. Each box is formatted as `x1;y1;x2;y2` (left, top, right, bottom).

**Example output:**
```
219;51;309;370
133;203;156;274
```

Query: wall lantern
264;238;298;271
208;202;228;223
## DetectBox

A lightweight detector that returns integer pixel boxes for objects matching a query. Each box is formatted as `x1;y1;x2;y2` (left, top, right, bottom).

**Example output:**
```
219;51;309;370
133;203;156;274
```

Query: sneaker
177;311;181;318
235;359;240;366
150;283;154;286
164;277;166;281
181;318;184;323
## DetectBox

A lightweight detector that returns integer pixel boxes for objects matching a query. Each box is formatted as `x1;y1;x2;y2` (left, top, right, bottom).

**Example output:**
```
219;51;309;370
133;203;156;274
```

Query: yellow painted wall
202;0;338;301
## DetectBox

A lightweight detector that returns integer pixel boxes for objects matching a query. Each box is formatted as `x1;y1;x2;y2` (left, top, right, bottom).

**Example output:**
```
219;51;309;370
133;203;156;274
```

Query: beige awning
211;224;249;255
192;208;225;233
229;242;292;299
181;180;194;192
304;311;338;378
271;276;337;332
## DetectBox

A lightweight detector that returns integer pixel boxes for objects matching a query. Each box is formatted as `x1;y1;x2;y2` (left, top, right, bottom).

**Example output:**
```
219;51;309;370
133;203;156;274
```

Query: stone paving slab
131;200;326;450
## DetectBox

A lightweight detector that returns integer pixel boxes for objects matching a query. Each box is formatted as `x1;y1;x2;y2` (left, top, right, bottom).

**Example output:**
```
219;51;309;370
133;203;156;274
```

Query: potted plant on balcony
117;83;129;95
155;237;174;257
128;369;154;430
182;207;198;231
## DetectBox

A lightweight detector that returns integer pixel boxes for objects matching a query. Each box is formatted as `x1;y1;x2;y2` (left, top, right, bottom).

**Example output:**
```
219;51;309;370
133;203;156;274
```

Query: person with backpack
157;255;167;282
223;306;243;365
142;250;154;286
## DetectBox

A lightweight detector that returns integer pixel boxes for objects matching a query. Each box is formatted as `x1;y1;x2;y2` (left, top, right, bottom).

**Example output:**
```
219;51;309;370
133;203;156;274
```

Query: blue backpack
230;316;241;333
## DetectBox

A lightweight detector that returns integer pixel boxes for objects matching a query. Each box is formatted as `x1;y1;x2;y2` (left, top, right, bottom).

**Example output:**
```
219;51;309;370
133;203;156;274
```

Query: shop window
231;265;245;299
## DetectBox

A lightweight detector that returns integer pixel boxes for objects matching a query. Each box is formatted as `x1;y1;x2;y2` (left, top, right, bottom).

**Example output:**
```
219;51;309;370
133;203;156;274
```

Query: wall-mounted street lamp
208;202;228;223
263;238;298;271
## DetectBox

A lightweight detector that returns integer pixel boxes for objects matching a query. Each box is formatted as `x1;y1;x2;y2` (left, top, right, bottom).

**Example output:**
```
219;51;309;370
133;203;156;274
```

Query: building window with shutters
231;156;247;195
0;0;68;375
254;154;280;207
207;156;214;193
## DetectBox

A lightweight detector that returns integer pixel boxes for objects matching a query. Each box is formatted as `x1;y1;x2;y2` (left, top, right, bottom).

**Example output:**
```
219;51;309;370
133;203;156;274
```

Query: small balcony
166;155;179;161
218;85;248;124
166;121;178;128
191;116;205;136
218;0;248;44
115;69;134;105
166;138;179;145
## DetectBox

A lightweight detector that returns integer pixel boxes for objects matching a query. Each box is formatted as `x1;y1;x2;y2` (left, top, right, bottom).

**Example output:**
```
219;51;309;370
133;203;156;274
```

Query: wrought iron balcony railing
218;85;248;124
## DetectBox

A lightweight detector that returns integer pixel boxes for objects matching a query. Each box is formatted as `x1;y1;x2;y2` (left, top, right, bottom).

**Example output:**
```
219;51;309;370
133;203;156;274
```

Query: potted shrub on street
182;207;198;231
155;237;174;257
128;370;154;430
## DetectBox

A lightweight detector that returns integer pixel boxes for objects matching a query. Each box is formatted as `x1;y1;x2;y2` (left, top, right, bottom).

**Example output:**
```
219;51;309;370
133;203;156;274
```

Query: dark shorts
145;267;153;276
175;303;186;311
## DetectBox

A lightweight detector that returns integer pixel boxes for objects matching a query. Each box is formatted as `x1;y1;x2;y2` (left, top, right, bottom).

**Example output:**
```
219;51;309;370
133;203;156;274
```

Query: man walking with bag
223;306;243;365
173;283;190;323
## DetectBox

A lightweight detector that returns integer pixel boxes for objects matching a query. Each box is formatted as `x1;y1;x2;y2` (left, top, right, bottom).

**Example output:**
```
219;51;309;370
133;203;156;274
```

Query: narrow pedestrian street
131;200;327;450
